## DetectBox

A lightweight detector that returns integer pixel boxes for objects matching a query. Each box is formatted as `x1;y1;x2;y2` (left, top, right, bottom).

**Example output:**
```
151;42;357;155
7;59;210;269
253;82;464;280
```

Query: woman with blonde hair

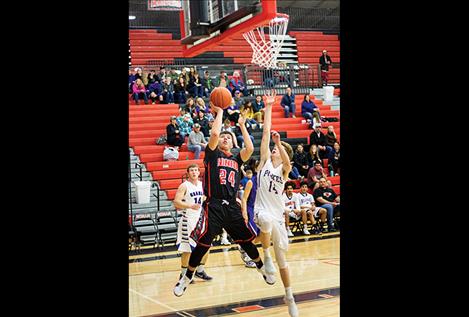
240;100;257;128
132;78;148;105
307;143;322;167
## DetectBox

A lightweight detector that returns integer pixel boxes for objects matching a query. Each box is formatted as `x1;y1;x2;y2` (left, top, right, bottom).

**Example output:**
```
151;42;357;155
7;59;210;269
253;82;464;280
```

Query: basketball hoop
243;13;289;69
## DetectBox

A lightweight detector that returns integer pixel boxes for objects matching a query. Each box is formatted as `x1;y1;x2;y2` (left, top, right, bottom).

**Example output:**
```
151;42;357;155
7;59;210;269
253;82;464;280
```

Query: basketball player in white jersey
254;90;299;317
297;181;327;234
173;164;212;282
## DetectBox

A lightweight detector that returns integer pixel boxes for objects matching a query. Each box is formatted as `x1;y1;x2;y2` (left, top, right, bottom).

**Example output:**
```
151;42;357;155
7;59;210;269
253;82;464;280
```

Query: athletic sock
181;266;188;276
263;248;271;259
196;264;205;273
285;287;293;299
255;259;264;269
185;268;195;279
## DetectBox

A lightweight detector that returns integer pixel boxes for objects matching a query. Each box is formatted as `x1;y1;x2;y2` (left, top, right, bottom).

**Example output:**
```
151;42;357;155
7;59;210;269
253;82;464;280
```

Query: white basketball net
243;14;289;69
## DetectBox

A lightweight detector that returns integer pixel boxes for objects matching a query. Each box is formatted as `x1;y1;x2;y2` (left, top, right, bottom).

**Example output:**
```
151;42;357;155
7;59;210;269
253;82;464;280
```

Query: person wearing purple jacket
148;80;162;104
301;95;320;121
132;78;148;105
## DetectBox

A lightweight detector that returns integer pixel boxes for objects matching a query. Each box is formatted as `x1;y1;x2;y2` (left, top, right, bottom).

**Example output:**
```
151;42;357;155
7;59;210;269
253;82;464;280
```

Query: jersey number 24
219;169;236;187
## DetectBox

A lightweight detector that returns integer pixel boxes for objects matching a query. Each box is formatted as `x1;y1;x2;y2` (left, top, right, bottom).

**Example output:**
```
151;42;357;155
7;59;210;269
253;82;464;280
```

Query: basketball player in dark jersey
174;93;276;297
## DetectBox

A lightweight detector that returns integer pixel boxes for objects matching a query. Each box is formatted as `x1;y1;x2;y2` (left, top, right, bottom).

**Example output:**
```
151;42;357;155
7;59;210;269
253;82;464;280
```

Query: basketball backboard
180;0;278;57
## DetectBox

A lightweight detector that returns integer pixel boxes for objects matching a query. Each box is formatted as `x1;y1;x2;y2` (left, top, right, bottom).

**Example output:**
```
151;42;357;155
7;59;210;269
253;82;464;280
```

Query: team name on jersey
262;169;283;184
189;191;204;197
217;157;238;170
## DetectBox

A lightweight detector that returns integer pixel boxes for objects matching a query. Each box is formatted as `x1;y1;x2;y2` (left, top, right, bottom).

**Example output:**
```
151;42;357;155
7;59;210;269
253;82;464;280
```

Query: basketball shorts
190;198;257;248
176;208;201;253
247;205;260;236
255;207;289;251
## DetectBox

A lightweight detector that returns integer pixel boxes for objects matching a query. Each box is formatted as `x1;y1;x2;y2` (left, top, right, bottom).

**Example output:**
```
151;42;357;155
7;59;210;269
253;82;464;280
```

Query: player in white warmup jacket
253;90;299;317
173;164;212;282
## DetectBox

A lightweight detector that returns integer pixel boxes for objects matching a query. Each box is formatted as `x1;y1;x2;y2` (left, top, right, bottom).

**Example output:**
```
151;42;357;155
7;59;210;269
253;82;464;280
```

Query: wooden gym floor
129;234;340;317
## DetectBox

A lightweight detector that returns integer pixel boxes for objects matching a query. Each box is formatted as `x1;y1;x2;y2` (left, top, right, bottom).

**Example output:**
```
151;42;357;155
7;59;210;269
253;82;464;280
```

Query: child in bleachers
132;78;148;105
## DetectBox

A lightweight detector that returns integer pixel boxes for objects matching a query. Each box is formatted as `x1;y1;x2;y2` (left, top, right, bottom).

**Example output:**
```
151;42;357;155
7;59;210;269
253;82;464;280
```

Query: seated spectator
188;72;204;98
229;71;249;96
195;97;210;115
185;98;198;119
233;90;244;108
307;161;328;190
328;142;340;176
177;113;194;141
307;143;323;167
215;70;230;92
309;124;333;159
148;80;162;104
325;125;338;148
252;95;265;126
174;76;188;104
132;78;148;105
221;119;234;133
156;67;167;82
129;68;137;93
147;70;157;86
193;110;210;140
201;70;213;98
226;99;241;124
293;144;310;178
313;177;339;232
289;165;302;181
297;181;327;234
301;95;320;122
187;123;207;159
180;67;190;83
280;87;296;118
240;100;257;129
161;77;175;104
166;116;184;149
134;67;144;82
283;182;308;236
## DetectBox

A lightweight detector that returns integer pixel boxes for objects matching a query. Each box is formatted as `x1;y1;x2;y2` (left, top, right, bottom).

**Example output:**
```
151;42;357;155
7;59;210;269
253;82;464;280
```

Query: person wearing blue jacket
301;95;320;121
280;87;296;118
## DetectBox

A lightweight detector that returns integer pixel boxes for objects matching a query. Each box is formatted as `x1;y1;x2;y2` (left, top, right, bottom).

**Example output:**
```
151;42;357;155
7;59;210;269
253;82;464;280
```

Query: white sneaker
264;256;277;274
245;260;257;268
287;228;294;237
257;265;276;285
220;237;230;245
173;275;192;297
284;296;299;317
303;228;310;235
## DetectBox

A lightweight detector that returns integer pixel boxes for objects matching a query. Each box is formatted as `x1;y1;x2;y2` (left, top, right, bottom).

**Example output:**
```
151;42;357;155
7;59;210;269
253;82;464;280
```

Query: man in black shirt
319;49;332;86
309;125;333;159
313;177;340;232
174;91;276;297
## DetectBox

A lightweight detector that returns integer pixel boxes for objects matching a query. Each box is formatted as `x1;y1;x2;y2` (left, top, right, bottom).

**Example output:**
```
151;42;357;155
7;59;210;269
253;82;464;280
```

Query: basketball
209;87;233;109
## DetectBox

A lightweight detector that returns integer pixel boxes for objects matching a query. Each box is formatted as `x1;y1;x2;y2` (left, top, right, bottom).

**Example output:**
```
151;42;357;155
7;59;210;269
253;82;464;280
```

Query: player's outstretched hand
190;204;201;210
271;130;281;144
263;89;276;107
238;108;248;126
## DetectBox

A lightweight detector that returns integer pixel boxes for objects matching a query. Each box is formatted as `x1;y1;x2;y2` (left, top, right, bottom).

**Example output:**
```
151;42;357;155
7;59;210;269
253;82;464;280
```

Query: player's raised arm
272;131;292;179
207;104;224;150
239;109;254;162
258;90;276;170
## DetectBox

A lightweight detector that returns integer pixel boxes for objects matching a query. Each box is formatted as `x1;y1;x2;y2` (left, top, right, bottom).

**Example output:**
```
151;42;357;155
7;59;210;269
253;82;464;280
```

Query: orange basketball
209;87;233;109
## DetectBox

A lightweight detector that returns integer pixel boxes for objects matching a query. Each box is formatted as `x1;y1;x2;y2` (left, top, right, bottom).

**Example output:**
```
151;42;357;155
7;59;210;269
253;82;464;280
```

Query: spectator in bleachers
289;165;302;181
168;68;179;84
187;123;207;159
147;70;157;86
188;72;204;98
134;67;144;82
193;110;210;141
132;78;148;105
325;125;338;148
156;67;167;83
301;95;320;122
307;161;328;190
148;80;162;104
319;49;332;86
283;182;308;236
178;113;194;141
238;164;253;200
221;118;234;134
280;87;296;118
174;76;188;104
215;70;230;91
252;95;265;127
229;71;249;97
129;68;136;93
185;98;198;119
240;100;257;129
226;96;241;123
162;77;175;104
195;97;210;115
328;142;340;176
307;143;322;167
293;144;310;178
166;115;184;149
310;124;333;159
201;70;213;97
180;68;190;84
313;177;339;232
